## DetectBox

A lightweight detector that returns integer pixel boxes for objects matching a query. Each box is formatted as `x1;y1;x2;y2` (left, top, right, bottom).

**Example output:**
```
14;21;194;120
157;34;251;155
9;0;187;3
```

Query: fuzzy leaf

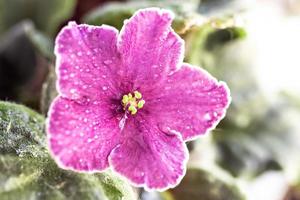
0;101;47;158
0;101;137;200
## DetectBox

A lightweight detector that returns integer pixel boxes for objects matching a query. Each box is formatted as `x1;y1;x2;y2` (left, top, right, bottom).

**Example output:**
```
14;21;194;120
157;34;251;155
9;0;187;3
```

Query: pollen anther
122;91;145;115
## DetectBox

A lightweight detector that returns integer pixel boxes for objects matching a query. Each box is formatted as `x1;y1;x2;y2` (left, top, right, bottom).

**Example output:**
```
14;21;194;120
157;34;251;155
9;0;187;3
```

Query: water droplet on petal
102;86;108;91
104;60;112;65
70;88;76;94
204;112;212;121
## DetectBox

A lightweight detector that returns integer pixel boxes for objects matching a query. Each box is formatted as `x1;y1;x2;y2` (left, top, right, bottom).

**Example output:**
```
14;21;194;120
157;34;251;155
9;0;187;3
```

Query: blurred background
0;0;300;200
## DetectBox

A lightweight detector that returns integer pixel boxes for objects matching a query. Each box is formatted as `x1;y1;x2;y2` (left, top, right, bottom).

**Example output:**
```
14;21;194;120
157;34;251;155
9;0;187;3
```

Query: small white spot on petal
70;88;76;94
204;112;212;121
102;86;108;91
104;60;112;65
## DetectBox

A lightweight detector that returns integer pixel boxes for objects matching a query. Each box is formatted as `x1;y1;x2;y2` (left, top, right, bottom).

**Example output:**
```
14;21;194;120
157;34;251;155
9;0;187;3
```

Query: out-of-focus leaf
83;0;201;34
165;168;245;200
183;17;246;70
0;101;137;200
0;0;76;36
214;95;300;178
40;64;57;115
0;21;49;109
24;22;54;60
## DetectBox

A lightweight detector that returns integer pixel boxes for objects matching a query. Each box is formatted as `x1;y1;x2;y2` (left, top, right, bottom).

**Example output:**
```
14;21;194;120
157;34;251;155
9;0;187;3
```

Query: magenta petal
55;22;121;101
148;63;231;141
109;117;188;191
117;8;184;90
47;96;121;171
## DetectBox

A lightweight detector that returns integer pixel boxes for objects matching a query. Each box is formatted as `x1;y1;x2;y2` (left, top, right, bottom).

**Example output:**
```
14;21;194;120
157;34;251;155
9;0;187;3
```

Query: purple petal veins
47;7;231;191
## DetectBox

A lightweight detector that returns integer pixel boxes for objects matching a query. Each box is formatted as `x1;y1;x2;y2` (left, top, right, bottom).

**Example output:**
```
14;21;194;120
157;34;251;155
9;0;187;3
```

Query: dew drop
104;60;112;65
79;132;84;137
70;88;76;94
102;86;108;91
204;112;212;121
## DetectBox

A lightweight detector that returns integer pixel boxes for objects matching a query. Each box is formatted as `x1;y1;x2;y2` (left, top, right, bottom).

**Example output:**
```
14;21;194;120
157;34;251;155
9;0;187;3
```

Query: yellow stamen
137;100;145;109
122;94;129;104
128;105;137;115
121;91;145;115
134;91;142;99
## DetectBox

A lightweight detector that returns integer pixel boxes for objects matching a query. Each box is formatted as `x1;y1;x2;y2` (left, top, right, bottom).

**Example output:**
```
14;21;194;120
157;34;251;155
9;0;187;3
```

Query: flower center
122;91;145;115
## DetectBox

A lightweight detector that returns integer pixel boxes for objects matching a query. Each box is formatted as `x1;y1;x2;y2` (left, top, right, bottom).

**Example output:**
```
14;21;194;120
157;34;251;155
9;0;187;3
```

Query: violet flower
47;8;230;191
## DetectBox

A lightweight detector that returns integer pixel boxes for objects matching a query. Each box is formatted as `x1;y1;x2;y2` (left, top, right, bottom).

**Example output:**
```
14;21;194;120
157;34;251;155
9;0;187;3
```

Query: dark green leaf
166;168;245;200
83;0;201;34
214;95;300;178
0;0;76;36
0;101;137;200
0;101;47;158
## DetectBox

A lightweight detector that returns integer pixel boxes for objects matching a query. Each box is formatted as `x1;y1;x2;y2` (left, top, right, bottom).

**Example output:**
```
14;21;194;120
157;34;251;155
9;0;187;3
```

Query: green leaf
83;0;201;34
0;156;137;200
165;168;245;200
0;101;47;158
214;94;300;178
0;101;137;200
0;21;52;108
183;17;246;69
0;0;76;36
24;21;54;60
40;64;58;114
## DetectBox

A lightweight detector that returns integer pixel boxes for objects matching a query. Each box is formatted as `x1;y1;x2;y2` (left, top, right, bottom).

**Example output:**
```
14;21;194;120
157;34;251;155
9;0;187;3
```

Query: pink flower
47;8;230;191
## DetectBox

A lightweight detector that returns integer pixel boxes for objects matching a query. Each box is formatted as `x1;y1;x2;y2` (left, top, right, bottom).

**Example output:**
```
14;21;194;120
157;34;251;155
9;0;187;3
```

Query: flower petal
148;63;230;141
55;22;121;101
109;117;188;191
47;96;121;172
117;8;184;90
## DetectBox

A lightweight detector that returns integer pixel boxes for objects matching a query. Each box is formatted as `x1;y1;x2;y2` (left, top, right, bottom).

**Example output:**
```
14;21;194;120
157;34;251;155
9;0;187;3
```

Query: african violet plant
0;0;254;199
47;8;230;191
